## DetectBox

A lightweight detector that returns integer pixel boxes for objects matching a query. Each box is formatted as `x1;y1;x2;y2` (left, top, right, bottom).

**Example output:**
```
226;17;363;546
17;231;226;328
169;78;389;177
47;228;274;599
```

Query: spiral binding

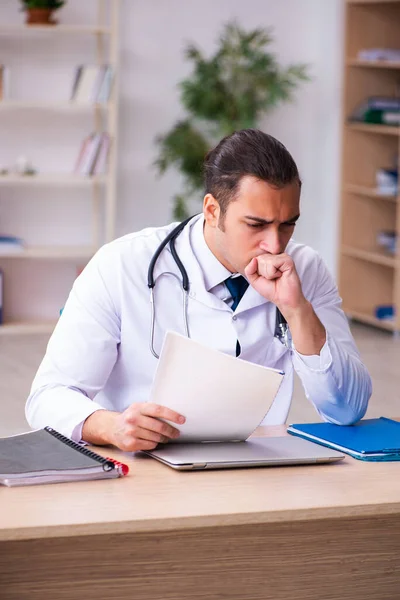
106;458;129;476
45;426;115;472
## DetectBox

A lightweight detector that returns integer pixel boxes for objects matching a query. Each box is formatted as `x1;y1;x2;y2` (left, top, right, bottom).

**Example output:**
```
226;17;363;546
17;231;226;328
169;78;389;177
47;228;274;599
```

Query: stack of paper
149;331;284;442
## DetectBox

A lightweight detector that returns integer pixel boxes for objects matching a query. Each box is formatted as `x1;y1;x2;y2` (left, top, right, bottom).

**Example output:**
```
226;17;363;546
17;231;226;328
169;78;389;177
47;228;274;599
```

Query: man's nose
259;230;282;255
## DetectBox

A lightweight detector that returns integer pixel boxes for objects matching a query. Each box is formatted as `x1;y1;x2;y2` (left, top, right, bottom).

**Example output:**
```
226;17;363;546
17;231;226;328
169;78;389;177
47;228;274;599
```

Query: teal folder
287;417;400;461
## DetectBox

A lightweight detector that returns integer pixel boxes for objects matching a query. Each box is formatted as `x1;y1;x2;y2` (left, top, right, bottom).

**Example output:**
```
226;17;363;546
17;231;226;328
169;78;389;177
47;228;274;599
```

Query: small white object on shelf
14;155;36;175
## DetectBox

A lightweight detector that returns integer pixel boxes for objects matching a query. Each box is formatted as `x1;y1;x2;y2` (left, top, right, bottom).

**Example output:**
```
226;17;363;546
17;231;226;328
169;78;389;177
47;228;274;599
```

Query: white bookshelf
0;246;96;260
0;0;120;335
0;174;107;187
0;101;110;111
0;25;111;35
0;321;57;336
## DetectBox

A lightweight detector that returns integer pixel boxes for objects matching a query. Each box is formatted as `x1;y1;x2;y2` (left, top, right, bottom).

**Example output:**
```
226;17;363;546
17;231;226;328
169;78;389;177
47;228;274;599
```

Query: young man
26;129;371;451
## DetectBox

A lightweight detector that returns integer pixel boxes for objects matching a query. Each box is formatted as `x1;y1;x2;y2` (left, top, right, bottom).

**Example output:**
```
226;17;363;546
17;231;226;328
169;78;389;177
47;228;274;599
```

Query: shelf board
341;245;397;267
0;25;111;35
347;59;400;69
343;183;398;201
346;122;400;136
0;101;110;112
0;321;56;336
344;309;396;331
0;174;107;187
0;246;95;260
346;0;400;4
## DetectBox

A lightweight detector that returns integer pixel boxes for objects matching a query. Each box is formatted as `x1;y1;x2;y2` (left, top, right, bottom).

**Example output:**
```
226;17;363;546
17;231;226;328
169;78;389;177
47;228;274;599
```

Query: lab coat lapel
171;216;231;311
187;262;229;310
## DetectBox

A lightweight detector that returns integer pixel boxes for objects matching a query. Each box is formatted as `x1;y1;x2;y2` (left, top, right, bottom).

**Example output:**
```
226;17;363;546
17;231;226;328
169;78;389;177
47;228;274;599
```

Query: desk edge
2;501;400;542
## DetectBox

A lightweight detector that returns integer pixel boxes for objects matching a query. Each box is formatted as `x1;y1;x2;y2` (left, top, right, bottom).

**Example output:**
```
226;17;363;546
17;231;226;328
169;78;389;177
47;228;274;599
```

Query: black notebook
0;426;129;487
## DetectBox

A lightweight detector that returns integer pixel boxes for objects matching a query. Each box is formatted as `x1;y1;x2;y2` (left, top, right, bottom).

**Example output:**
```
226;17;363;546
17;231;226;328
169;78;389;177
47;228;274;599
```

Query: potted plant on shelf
155;21;310;219
20;0;66;26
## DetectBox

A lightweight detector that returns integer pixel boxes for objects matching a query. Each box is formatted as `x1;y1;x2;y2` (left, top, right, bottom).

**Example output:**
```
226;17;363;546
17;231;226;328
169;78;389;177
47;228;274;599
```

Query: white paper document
148;331;284;442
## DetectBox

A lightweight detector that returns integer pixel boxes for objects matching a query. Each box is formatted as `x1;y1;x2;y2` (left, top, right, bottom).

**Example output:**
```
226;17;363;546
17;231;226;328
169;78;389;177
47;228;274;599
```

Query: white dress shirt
26;214;372;442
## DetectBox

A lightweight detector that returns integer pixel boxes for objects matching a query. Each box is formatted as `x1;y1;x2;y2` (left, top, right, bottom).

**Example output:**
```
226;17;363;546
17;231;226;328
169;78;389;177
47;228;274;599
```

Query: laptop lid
144;436;345;470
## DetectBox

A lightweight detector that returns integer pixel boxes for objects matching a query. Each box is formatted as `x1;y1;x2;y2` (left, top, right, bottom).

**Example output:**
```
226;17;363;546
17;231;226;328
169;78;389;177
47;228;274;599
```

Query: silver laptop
144;435;345;470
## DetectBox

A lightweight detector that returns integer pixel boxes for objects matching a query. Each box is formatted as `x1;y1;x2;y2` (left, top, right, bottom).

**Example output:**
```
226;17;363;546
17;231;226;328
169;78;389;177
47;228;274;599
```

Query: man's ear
203;194;220;228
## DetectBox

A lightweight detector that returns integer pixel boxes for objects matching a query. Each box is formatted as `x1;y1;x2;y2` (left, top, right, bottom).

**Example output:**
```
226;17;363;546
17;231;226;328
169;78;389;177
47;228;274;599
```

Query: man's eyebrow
244;214;300;225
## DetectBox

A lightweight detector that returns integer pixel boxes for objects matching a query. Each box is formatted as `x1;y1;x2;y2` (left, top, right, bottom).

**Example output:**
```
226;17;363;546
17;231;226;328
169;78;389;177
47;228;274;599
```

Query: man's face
204;175;301;274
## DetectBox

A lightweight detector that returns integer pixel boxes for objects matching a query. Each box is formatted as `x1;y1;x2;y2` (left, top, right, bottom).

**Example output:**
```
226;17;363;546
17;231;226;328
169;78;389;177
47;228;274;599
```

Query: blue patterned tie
224;275;249;356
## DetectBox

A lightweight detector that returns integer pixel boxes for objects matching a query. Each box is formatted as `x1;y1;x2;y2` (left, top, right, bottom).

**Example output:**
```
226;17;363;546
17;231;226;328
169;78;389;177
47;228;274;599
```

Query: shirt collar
190;214;232;291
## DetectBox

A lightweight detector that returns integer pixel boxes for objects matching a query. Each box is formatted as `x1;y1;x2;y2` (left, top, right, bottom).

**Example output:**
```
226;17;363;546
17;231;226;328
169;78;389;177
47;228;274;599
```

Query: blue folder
287;417;400;461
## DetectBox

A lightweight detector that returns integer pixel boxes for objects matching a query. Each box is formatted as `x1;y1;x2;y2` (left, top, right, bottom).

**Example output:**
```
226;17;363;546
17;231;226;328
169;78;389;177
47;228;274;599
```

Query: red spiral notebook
0;426;129;487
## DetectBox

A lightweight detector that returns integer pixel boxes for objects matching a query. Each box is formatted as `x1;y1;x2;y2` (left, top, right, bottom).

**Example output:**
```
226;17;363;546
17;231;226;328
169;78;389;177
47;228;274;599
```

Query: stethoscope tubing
147;215;289;358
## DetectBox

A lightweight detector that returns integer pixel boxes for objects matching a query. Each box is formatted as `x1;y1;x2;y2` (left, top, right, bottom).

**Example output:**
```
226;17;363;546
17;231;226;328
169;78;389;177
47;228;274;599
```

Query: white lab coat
26;215;371;441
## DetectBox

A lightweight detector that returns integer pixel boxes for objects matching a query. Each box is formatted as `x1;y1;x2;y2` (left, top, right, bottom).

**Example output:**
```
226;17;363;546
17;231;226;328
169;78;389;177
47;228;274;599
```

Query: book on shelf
375;305;395;322
96;65;113;104
0;426;129;487
93;132;111;175
0;65;10;101
377;230;397;255
349;96;400;126
70;64;114;104
74;132;111;176
357;48;400;63
0;235;24;254
376;168;398;195
70;64;83;100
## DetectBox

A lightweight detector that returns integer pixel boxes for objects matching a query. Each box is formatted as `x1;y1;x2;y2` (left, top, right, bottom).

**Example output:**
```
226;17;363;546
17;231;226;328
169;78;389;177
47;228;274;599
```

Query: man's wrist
82;409;120;446
279;297;311;325
281;300;326;356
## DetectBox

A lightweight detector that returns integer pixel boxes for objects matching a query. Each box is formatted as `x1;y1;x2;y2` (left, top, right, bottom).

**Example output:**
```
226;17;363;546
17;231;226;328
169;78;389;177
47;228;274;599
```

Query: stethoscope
147;215;291;359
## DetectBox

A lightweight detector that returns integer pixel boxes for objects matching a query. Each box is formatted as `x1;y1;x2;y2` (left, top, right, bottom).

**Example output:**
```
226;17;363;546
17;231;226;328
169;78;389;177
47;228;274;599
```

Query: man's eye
281;223;296;229
247;223;264;229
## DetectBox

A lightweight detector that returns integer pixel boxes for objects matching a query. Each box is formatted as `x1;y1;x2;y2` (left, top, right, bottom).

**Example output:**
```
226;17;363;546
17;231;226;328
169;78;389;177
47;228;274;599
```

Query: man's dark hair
203;129;301;217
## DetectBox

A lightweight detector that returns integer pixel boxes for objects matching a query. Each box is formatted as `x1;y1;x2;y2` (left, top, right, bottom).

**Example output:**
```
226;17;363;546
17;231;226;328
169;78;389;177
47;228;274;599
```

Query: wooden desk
1;426;400;600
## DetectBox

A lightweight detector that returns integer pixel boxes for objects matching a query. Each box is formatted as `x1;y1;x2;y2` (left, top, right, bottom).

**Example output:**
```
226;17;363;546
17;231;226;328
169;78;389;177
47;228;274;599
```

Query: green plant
20;0;65;10
155;22;310;220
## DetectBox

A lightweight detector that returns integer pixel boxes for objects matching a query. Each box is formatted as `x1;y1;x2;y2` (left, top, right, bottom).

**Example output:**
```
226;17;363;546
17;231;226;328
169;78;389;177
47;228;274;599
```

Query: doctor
26;129;371;451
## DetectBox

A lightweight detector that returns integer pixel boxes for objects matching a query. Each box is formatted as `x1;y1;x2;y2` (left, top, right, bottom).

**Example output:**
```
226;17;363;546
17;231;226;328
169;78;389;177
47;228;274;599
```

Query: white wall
0;0;344;321
119;0;345;275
